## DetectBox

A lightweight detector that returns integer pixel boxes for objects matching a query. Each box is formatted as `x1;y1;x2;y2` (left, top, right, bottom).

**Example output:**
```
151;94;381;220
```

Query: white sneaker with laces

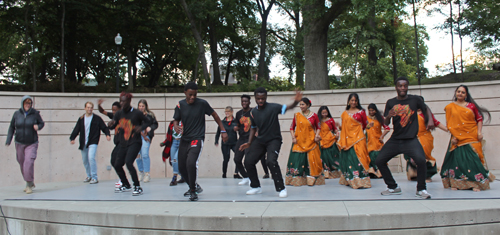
279;188;287;198
246;187;262;195
416;189;432;199
238;178;250;186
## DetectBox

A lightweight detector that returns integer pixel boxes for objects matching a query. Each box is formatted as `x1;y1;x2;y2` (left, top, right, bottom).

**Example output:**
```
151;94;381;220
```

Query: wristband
221;130;227;133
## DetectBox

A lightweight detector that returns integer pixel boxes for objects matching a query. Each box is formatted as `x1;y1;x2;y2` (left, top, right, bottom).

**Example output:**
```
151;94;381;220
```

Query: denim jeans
171;139;180;174
81;144;98;179
136;136;151;173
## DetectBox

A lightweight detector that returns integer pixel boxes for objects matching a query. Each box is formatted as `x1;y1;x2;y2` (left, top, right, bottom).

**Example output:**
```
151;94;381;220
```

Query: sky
267;3;474;79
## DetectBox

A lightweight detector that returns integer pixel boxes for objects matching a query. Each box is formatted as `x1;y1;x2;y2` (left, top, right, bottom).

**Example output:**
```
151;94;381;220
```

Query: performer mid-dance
376;77;434;199
318;106;341;179
440;85;495;191
366;103;389;178
337;93;371;189
173;82;228;201
239;87;302;198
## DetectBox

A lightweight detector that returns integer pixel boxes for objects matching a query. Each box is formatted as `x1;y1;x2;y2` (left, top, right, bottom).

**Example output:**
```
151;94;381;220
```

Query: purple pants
15;143;38;182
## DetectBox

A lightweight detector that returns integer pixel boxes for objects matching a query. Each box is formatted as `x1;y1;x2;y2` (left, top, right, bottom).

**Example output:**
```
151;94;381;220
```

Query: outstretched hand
294;89;303;103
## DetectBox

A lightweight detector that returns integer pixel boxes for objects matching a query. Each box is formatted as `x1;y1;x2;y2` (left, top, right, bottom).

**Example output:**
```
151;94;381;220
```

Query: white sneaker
138;171;144;182
246;187;262;195
238;178;250;186
143;173;150;183
279;188;288;198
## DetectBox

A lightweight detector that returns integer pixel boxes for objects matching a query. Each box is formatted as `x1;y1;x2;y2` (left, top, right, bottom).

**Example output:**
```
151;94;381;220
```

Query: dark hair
184;82;198;91
254;87;267;96
367;103;384;126
119;91;133;100
112;101;121;109
394;76;409;86
345;93;363;110
317;106;332;119
453;85;491;123
300;97;311;107
241;94;251;100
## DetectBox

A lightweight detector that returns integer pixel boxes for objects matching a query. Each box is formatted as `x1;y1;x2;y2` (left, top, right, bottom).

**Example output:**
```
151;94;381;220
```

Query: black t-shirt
235;109;252;141
250;102;285;143
173;98;214;141
111;107;150;146
384;95;426;140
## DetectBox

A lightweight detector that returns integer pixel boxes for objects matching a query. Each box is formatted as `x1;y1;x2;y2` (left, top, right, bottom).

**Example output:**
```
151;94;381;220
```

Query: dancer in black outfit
173;82;228;201
376;77;435;199
240;87;302;198
98;99;122;188
108;92;151;196
234;94;270;186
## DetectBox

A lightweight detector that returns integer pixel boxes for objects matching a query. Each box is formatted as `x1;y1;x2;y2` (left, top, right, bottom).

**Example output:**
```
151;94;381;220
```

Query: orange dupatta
337;111;370;170
445;102;485;164
292;112;323;176
319;121;337;149
416;114;436;162
366;116;383;153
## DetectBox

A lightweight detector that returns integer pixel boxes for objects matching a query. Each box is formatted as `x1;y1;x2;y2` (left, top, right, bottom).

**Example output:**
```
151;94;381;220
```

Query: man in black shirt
239;87;302;198
108;92;151;196
173;82;228;201
98;99;122;188
234;95;270;186
376;77;435;199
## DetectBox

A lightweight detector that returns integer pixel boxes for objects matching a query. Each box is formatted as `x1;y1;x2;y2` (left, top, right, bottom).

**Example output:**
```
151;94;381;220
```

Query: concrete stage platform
1;172;500;234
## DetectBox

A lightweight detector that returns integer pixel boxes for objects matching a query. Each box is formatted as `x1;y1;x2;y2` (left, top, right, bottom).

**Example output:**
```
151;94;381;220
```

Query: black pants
221;144;238;175
244;139;285;192
178;139;203;191
114;142;142;187
234;138;269;178
110;145;119;166
376;138;427;191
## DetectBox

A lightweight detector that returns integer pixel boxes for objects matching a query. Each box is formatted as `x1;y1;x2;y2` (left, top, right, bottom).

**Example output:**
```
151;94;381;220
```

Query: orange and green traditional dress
286;112;324;186
319;118;341;179
366;115;389;177
337;110;371;189
404;112;440;180
440;102;495;190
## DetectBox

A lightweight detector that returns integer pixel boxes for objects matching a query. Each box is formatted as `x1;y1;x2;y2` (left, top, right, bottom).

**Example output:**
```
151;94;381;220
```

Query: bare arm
477;121;483;141
284;89;303;112
239;128;256;151
212;111;228;143
437;123;448;132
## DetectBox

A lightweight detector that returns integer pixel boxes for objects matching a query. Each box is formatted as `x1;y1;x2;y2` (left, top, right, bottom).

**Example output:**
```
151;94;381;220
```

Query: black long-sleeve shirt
70;114;110;150
215;117;238;146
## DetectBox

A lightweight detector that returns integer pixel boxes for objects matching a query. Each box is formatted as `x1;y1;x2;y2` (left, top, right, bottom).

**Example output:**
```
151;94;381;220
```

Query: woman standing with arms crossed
136;99;158;183
285;98;324;186
6;95;44;194
337;93;371;189
317;106;341;179
441;85;494;191
366;103;390;178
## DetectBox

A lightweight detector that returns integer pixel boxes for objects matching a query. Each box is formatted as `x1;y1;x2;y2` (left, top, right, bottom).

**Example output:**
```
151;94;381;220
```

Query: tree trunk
353;30;360;88
303;0;351;90
449;1;456;75
457;0;464;81
208;17;223;85
412;0;421;84
256;0;276;81
66;7;77;83
60;1;65;92
391;19;397;83
127;47;133;90
367;7;377;66
180;0;211;90
294;9;304;86
225;43;235;86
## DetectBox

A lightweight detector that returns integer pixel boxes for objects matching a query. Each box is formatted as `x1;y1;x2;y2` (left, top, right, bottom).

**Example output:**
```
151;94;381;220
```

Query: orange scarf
292;112;323;176
337;111;370;170
445;102;484;163
366;116;383;153
416;114;436;162
319;121;337;149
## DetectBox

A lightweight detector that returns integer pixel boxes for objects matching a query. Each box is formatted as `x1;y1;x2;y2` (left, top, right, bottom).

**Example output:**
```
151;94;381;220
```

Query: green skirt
404;154;438;179
286;149;309;177
320;144;340;172
440;143;492;190
368;151;379;171
339;147;371;189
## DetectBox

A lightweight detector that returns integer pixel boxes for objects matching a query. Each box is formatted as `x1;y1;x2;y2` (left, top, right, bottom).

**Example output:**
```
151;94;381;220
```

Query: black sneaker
115;185;132;193
263;174;270;179
189;191;198;201
233;173;242;179
170;180;177;186
183;184;203;197
177;178;186;183
132;186;143;196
